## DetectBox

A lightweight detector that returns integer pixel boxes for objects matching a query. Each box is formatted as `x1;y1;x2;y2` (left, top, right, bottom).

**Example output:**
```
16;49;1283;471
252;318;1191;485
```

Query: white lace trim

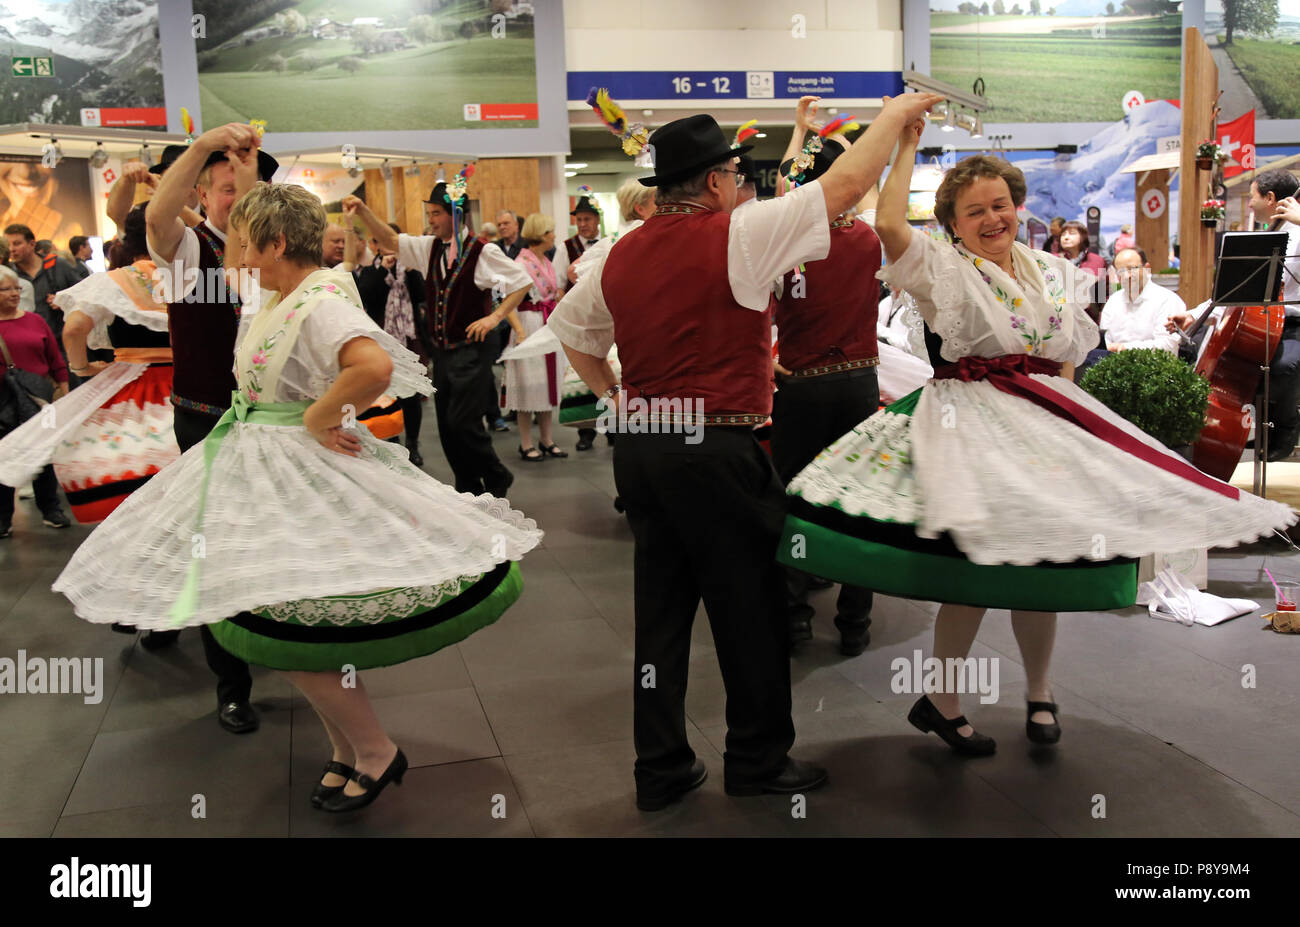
53;425;542;628
256;576;476;626
53;273;167;350
788;408;920;525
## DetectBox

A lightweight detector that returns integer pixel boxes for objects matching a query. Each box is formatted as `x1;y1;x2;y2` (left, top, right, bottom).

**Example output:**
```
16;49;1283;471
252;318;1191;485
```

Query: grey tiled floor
4;415;1300;837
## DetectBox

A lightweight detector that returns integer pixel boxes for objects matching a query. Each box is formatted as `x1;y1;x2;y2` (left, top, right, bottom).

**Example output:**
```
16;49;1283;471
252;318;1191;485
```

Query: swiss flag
1218;110;1256;179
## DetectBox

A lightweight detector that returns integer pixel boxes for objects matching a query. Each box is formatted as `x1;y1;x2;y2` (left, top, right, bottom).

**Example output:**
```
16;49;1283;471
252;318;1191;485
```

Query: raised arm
146;122;260;263
107;162;154;230
342;195;398;255
818;93;944;223
874;108;925;263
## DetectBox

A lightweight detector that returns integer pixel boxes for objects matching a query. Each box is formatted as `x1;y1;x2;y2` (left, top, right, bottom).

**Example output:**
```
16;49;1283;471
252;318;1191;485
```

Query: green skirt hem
208;562;523;671
778;516;1137;612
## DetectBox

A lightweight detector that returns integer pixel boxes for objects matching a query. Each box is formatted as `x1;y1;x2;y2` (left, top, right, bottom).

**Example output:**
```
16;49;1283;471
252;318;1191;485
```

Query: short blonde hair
520;213;553;245
229;182;326;265
616;179;655;223
0;264;19;285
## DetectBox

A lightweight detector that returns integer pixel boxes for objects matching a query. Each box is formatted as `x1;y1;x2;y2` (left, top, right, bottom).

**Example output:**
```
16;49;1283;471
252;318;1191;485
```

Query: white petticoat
0;362;152;487
52;423;543;627
790;374;1296;566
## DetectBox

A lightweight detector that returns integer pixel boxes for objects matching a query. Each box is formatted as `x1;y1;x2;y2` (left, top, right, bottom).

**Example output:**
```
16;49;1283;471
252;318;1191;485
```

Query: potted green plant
1080;348;1210;455
1195;140;1220;171
1151;266;1179;292
1200;198;1225;228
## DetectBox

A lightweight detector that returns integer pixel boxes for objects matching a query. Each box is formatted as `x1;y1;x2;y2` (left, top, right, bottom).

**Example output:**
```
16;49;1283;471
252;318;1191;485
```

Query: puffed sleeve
299;297;432;399
878;228;973;358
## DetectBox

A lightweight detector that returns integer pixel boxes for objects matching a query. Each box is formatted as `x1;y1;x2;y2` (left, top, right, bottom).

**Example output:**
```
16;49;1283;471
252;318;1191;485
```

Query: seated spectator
1078;247;1184;376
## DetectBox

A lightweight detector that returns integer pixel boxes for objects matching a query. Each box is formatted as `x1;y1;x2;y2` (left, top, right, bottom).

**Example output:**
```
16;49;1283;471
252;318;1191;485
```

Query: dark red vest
601;207;773;417
775;219;881;372
424;236;490;349
564;235;587;264
167;224;239;409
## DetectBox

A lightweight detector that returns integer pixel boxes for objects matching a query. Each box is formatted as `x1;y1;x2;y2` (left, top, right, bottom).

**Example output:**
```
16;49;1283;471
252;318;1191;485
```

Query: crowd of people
2;95;1300;817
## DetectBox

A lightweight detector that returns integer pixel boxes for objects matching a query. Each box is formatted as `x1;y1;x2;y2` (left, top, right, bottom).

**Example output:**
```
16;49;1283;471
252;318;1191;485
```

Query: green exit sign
12;56;54;77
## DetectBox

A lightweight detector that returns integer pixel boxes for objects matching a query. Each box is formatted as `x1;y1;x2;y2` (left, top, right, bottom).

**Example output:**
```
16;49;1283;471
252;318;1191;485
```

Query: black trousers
433;342;512;494
0;463;61;523
1269;318;1300;435
614;429;795;787
770;368;879;631
400;394;423;445
172;406;253;705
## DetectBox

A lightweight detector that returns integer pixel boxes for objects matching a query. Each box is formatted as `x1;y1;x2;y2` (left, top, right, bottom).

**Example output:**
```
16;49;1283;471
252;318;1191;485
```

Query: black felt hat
569;196;600;216
424;181;469;208
195;146;280;182
637;114;753;187
779;137;845;185
148;144;189;175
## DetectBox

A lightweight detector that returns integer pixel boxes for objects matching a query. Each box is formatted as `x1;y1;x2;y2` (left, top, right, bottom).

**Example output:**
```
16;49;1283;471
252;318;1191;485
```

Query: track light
380;159;392;180
138;143;154;168
41;137;63;167
89;142;108;168
970;114;984;139
941;107;956;132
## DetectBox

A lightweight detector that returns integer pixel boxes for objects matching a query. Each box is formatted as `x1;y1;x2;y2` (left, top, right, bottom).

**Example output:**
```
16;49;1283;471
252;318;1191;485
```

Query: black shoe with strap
907;694;996;756
518;444;544;462
311;761;358;809
540;442;568;458
320;749;408;812
1026;699;1062;744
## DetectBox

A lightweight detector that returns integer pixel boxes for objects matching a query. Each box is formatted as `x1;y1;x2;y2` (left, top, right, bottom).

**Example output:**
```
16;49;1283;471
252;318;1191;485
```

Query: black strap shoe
907;694;996;756
321;749;408;812
1026;699;1062;744
311;761;358;809
217;700;259;734
838;624;871;657
636;761;708;811
725;757;828;796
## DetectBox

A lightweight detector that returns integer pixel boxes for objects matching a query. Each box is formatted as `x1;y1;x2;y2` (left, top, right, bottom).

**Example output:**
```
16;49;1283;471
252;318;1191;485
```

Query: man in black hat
143;122;277;734
557;196;602;287
344;183;532;496
549;94;943;810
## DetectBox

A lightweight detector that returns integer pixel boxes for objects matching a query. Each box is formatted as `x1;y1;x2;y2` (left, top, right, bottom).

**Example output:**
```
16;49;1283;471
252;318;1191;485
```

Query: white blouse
879;227;1098;366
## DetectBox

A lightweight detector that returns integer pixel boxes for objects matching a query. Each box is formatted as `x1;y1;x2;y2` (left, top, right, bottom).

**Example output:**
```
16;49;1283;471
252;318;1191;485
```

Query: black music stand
1200;231;1297;497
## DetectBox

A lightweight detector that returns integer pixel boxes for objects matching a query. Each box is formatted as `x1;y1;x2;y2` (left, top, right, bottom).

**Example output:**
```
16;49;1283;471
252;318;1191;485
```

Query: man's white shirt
549;181;832;357
397;230;531;297
1100;278;1186;353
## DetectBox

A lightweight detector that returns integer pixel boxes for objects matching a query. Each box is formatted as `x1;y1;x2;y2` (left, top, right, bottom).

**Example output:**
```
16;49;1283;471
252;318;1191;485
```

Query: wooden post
1135;168;1171;272
1178;27;1219;306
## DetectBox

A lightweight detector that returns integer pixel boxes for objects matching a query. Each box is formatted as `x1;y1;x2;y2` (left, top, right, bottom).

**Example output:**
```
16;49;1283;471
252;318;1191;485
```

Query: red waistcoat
424;236;490;349
775;219;881;371
167;224;239;408
601;207;773;417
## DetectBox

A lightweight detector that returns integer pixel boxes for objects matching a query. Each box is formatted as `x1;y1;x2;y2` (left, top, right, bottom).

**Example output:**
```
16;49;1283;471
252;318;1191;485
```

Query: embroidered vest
423;236;489;349
775;218;881;371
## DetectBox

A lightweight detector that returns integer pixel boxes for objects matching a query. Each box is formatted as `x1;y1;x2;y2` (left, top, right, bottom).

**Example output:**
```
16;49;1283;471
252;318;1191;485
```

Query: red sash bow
933;354;1238;501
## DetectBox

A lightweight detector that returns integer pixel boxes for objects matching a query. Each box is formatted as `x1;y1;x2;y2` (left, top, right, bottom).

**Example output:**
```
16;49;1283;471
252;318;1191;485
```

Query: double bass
1189;304;1285;481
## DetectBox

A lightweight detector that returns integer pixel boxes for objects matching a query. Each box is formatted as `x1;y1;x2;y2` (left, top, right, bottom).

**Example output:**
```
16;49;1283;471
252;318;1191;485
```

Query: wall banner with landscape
0;0;166;128
1208;0;1300;120
194;0;539;132
929;0;1183;123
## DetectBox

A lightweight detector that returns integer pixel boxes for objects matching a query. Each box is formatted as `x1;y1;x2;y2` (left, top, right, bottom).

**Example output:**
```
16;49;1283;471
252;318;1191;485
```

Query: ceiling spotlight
435;167;446;182
928;102;950;123
347;165;360;178
380;159;392;180
138;143;154;168
941;108;956;132
565;162;588;169
755;133;767;138
89;141;109;169
40;137;63;168
564;171;577;178
970;114;984;139
405;160;420;176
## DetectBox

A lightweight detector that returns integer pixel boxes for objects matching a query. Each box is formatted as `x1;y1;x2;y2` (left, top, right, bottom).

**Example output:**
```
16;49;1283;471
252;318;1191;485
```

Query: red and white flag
1218;110;1256;179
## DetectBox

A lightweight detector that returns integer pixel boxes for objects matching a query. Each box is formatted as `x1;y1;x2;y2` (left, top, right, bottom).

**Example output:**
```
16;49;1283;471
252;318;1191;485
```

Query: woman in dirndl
0;204;179;523
778;121;1296;756
53;183;543;812
506;213;566;461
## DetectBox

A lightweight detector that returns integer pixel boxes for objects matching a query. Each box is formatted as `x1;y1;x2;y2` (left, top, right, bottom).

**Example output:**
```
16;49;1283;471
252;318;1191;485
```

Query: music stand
1205;231;1296;497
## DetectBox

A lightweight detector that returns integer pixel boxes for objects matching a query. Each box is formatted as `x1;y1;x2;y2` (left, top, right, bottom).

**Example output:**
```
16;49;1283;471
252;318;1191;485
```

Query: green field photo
195;0;537;132
1221;37;1300;119
930;12;1182;122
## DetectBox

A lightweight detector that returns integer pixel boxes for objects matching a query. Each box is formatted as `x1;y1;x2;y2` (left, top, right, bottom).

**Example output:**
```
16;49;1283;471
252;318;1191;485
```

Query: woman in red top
0;264;69;535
